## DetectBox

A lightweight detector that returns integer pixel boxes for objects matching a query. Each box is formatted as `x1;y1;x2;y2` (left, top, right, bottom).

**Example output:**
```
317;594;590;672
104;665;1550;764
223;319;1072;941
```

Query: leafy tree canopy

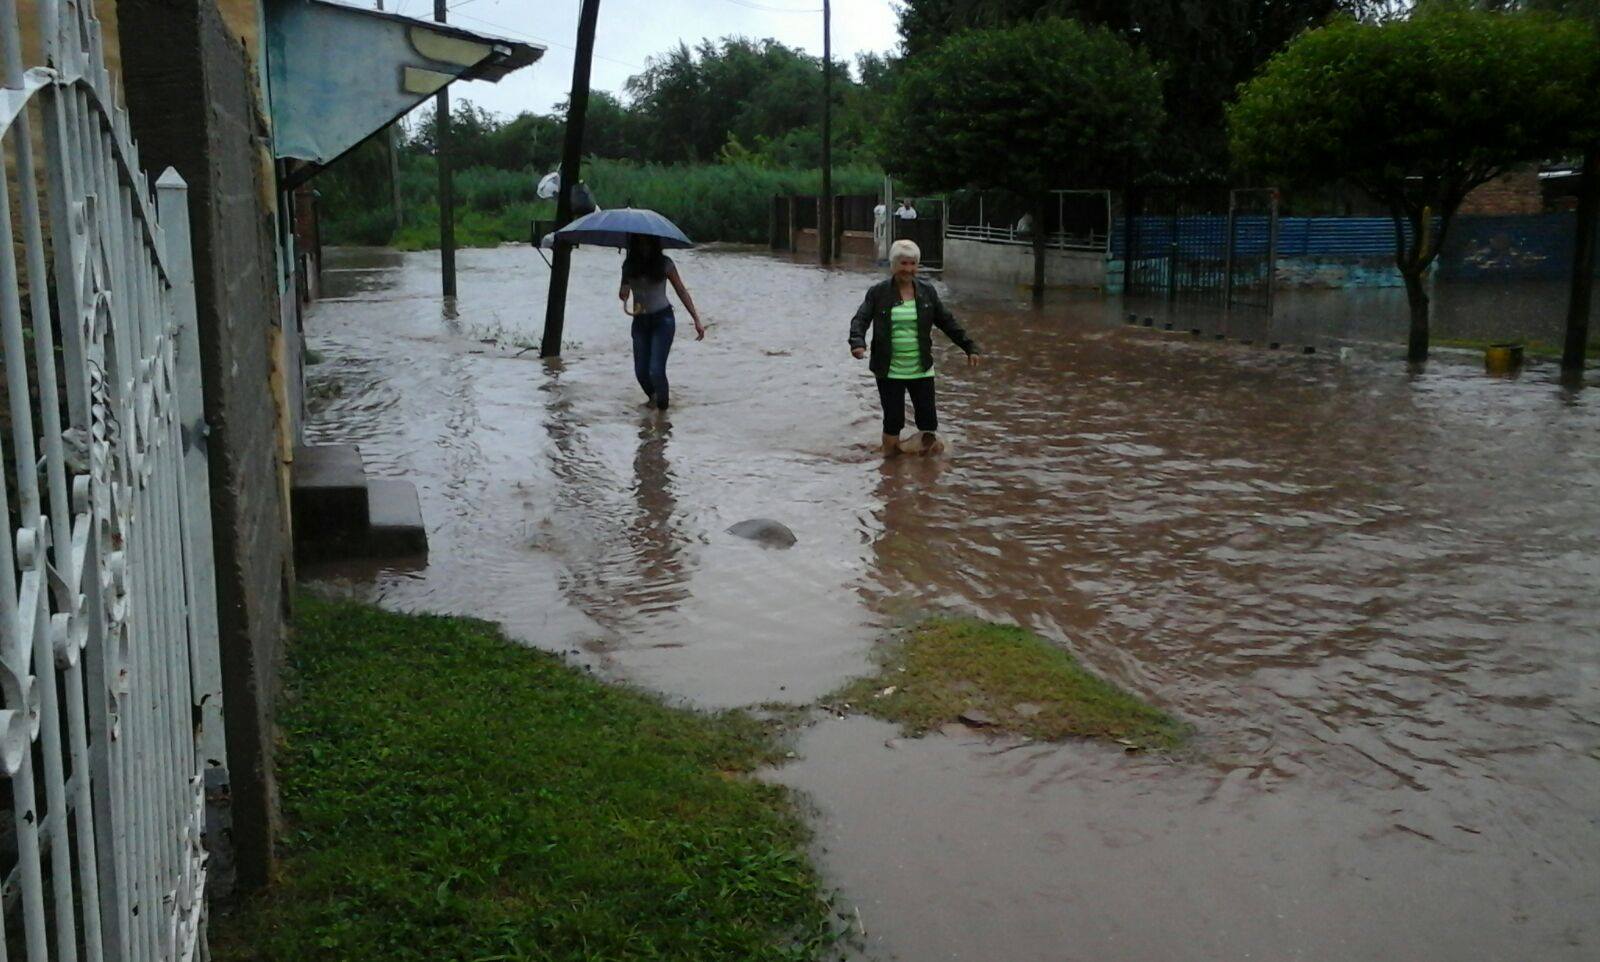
623;37;890;166
895;0;1348;179
397;37;894;172
885;17;1163;196
1229;8;1599;213
1230;5;1600;360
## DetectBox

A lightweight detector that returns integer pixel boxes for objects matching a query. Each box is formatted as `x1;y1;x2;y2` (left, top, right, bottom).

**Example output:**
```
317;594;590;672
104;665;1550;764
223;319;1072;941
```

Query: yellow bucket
1484;343;1523;375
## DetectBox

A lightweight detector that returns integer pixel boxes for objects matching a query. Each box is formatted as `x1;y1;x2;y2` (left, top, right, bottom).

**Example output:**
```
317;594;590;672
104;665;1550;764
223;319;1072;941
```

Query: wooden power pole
435;0;456;296
1564;145;1598;375
541;0;603;357
818;0;832;266
378;1;402;236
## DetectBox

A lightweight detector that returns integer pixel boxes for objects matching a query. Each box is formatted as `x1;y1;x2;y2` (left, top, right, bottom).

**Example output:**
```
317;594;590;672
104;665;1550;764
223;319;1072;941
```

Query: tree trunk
1030;195;1047;304
1402;263;1429;364
1563;143;1598;373
1391;202;1441;365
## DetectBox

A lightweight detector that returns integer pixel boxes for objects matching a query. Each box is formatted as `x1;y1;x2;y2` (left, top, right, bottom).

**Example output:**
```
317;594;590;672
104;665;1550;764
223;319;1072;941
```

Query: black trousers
876;376;938;435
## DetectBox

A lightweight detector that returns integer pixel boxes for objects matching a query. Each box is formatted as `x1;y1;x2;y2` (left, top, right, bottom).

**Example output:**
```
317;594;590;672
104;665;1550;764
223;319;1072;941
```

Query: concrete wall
116;0;289;893
944;237;1107;289
1276;255;1406;289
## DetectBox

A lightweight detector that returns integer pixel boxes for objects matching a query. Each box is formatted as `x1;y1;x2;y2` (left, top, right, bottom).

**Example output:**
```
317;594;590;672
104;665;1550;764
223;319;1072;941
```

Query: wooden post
541;0;602;357
833;194;844;261
435;0;455;296
1563;144;1597;374
818;0;832;265
389;125;403;233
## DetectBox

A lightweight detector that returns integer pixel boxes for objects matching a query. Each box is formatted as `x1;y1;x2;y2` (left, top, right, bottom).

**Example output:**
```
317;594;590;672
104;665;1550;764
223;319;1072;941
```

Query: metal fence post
156;168;227;794
1167;239;1179;302
1267;189;1280;318
1224;192;1238;310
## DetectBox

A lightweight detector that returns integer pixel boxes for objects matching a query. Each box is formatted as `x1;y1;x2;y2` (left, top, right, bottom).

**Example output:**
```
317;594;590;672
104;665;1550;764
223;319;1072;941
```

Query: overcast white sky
381;0;904;119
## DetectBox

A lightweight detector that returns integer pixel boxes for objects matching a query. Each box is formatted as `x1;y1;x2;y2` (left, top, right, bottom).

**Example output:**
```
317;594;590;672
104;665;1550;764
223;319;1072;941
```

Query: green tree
1230;8;1598;362
896;0;1345;180
887;18;1164;301
1516;0;1600;373
623;37;887;168
556;91;639;163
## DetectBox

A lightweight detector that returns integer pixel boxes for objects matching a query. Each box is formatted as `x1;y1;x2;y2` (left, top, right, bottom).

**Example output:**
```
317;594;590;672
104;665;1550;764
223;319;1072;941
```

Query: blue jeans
631;307;675;409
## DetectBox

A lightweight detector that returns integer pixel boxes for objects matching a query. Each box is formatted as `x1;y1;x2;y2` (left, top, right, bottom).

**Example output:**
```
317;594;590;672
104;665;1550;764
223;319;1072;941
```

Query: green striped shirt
887;300;933;379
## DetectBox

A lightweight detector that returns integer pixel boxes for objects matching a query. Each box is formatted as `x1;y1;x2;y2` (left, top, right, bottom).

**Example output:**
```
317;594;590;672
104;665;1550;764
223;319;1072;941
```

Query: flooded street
305;245;1600;961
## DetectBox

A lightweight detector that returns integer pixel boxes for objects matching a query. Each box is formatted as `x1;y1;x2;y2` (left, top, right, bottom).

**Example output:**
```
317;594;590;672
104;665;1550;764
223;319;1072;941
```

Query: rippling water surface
306;245;1599;961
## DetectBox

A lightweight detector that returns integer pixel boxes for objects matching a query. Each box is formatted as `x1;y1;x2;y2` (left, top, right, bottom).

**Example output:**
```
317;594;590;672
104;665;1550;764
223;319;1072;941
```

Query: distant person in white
895;199;918;220
874;201;888;258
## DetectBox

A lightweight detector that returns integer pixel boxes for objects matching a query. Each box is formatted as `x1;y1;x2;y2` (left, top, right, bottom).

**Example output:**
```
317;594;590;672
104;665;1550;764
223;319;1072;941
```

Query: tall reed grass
321;158;884;249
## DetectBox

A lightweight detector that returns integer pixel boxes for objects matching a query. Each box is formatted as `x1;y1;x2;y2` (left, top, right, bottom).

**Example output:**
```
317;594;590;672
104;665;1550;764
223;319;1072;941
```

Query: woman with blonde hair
848;239;980;454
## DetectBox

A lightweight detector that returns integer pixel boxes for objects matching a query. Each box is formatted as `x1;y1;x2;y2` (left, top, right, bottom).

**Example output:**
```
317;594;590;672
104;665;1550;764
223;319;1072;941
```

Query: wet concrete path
305;245;1599;961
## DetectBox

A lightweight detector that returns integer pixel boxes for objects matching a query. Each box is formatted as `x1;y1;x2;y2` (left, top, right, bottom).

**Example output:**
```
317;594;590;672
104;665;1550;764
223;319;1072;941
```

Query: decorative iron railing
0;2;224;960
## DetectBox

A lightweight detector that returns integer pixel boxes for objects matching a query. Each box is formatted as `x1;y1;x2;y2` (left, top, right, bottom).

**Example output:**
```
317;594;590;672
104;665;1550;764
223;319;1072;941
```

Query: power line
717;0;823;13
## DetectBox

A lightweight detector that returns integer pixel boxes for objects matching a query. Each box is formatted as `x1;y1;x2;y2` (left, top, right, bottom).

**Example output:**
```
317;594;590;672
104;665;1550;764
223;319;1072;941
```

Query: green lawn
833;618;1186;751
211;596;835;961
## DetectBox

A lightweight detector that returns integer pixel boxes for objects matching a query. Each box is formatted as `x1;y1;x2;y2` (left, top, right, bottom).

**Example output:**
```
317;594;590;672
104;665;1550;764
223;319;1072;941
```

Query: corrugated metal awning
265;0;543;169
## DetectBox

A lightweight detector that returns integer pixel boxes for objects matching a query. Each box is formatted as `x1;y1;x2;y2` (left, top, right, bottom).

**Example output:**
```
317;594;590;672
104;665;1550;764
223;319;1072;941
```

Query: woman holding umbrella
554;208;704;411
621;233;704;411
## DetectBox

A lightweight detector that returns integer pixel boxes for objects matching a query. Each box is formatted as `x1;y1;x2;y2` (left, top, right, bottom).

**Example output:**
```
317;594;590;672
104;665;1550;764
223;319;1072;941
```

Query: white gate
0;1;225;961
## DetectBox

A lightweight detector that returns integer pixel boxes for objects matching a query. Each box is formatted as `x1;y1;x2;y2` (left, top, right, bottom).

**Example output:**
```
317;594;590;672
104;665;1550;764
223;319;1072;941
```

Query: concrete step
291;443;369;533
365;480;428;558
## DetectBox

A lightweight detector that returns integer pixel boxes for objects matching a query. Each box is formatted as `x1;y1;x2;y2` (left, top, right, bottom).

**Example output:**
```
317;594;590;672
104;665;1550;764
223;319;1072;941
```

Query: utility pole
390;127;405;233
818;0;832;266
1564;146;1598;375
379;1;402;234
435;0;456;296
541;0;603;357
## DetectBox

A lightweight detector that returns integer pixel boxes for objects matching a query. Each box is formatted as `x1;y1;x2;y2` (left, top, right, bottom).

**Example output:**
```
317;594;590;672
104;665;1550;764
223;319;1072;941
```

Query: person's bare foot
881;433;901;457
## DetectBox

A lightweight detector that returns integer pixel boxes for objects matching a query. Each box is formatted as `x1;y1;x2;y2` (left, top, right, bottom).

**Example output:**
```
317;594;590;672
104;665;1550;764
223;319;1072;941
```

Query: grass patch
833;619;1185;751
1433;336;1600;359
211;596;835;961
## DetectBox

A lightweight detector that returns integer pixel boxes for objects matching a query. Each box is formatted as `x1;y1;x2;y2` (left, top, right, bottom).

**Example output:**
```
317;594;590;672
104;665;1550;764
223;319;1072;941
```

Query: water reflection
538;364;694;635
625;417;690;614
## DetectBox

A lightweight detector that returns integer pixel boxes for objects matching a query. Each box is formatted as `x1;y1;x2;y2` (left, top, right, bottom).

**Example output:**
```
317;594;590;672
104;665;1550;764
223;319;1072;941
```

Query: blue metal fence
1114;212;1597;280
1441;214;1599;280
1113;215;1414;258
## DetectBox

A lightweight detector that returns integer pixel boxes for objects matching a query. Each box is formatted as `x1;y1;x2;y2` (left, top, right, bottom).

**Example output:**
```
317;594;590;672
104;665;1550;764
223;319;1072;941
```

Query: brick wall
1460;167;1545;216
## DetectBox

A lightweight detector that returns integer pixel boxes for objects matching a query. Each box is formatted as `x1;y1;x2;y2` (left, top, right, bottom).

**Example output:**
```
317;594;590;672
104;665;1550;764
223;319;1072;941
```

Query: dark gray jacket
848;277;979;377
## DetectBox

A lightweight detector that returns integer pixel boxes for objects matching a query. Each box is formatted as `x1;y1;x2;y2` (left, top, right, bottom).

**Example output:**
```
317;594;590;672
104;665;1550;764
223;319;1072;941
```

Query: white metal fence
944;223;1112;251
1;1;225;961
946;189;1113;252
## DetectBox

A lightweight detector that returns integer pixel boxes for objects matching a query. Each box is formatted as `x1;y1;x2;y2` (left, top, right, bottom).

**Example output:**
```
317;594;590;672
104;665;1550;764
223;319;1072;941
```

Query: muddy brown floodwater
306;245;1599;961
